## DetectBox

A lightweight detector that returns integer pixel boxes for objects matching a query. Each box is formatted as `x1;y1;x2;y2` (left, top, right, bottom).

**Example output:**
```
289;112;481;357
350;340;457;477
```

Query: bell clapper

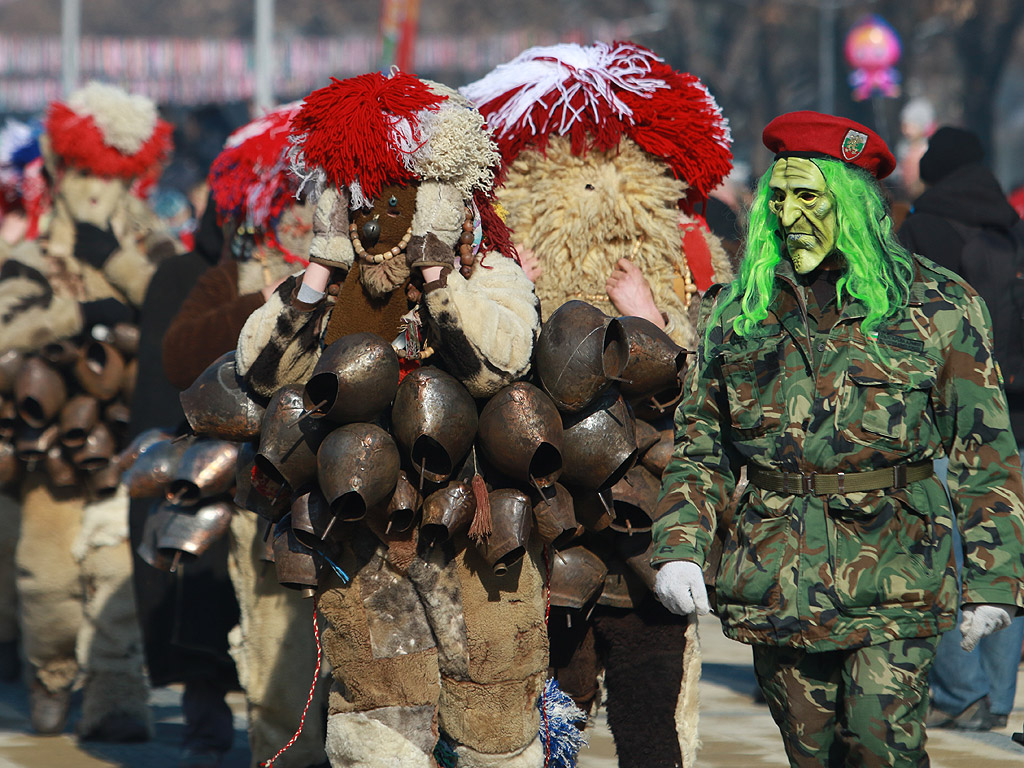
320;515;337;541
566;612;572;628
170;551;182;574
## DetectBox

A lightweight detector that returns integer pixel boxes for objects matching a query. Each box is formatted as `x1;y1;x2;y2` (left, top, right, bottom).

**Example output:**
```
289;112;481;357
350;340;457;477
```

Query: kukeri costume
221;72;547;768
0;82;174;739
463;41;735;768
652;112;1024;767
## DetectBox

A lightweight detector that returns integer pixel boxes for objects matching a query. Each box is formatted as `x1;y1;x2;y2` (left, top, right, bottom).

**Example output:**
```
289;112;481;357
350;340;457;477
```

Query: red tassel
468;474;492;541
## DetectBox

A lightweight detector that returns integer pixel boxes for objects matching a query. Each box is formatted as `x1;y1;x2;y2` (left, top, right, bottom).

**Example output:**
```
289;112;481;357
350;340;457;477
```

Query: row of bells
130;300;690;595
0;324;140;496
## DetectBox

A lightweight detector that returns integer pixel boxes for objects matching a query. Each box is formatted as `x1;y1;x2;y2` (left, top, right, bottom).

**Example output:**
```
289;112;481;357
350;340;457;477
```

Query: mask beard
359;255;411;298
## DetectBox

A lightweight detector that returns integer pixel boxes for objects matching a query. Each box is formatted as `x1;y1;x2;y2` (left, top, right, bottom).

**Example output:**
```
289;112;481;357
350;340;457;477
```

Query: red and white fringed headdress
289;70;500;210
462;41;733;211
209;102;304;240
45;82;173;180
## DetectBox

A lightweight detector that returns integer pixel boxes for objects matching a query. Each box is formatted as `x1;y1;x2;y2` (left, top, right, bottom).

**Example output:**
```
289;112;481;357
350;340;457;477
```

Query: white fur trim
72;485;130;563
411;181;465;246
675;614;701;767
235;287;286;377
68;82;157;155
325;710;433;768
455;735;544;768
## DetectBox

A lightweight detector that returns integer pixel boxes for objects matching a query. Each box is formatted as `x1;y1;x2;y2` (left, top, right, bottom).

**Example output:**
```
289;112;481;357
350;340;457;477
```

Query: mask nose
778;197;803;229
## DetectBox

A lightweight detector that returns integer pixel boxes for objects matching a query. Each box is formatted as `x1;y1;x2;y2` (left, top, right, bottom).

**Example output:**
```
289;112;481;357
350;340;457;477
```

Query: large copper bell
117;427;172;474
392;366;478;484
316;423;400;521
71;422;116;471
634;418;661;457
560;389;638;490
256;385;333;497
88;462;122;497
530;482;579;548
420;480;475;548
15;356;67;428
0;350;23;394
617;316;688;402
572;487;615;532
111;323;141;356
548;544;608;609
125;438;188;498
617;532;658;593
74;341;125;401
180;352;266;441
476;489;532;574
45;444;78;489
0;400;17;440
290;484;342;548
0;442;21;488
378;469;422;535
534;300;629;413
136;503;176;571
59;395;100;449
303;332;399;423
640;426;674;478
608;465;660;535
273;518;322;594
234;441;288;522
156;501;234;566
104;401;131;440
16;424;59;464
477;382;563;489
166;438;240;507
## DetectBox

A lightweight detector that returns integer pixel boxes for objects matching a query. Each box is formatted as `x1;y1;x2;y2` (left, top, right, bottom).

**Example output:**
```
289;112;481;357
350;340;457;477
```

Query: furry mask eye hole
584;183;595;191
388;195;398;207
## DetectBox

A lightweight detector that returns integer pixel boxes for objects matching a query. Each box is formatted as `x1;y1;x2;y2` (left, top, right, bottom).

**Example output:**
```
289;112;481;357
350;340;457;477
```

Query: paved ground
1;613;1023;767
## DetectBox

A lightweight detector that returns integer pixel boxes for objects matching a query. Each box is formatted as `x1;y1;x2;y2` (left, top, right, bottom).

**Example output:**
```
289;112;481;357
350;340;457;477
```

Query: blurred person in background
159;103;328;768
0;81;174;740
898;125;1024;731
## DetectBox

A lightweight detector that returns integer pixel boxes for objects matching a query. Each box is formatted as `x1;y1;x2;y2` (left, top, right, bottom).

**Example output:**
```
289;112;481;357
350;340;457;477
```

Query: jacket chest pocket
719;343;784;436
840;352;938;449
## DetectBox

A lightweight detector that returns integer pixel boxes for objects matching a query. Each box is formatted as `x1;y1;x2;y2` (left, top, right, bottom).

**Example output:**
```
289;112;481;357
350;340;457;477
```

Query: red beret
762;110;896;179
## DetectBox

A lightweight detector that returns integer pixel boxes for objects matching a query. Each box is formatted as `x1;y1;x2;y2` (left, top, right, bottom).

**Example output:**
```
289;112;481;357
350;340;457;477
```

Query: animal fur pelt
497;136;732;349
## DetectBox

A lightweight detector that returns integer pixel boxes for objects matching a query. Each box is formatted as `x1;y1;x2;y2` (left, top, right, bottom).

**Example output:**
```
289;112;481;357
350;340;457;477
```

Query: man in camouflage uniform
650;111;1024;767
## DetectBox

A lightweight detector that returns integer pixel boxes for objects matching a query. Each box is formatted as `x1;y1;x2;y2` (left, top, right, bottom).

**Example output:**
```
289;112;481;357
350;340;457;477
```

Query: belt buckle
893;464;907;489
802;472;816;495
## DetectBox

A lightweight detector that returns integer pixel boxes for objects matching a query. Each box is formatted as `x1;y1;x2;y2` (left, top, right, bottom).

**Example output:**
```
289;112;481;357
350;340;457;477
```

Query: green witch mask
767;157;836;274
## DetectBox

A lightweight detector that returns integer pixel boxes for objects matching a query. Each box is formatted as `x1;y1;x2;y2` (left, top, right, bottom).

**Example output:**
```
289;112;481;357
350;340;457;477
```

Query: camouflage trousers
752;636;939;768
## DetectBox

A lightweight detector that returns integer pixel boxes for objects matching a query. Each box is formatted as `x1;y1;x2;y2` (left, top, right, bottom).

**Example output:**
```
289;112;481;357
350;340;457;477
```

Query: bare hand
517;244;543;283
605;258;665;328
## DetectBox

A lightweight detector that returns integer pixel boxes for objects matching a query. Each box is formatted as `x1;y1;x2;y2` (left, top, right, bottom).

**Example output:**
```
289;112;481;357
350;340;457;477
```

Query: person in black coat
127;196;242;768
898;126;1024;733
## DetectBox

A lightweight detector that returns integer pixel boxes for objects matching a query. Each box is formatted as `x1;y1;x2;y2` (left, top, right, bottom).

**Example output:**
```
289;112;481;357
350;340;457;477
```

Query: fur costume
463;41;736;767
221;70;550;768
4;81;172;739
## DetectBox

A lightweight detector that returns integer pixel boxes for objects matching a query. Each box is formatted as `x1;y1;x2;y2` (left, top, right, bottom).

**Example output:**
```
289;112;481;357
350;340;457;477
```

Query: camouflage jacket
652;253;1024;650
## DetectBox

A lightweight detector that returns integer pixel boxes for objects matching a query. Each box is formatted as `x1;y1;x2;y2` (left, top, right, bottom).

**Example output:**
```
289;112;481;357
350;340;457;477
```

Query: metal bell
391;366;478;484
571;487;616;532
634;418;661;457
166;438;241;507
290;484;341;549
70;422;117;471
316;423;400;521
560;389;638;490
548;544;608;609
273;517;322;593
39;339;80;368
616;315;688;401
534;300;629;413
45;444;78;489
255;385;333;497
156;501;234;565
608;465;660;535
234;440;289;522
15;356;67;428
640;426;675;478
136;503;176;572
477;382;563;489
180;351;266;441
87;462;122;497
111;323;141;357
420;480;475;548
303;332;399;423
0;400;17;440
0;441;20;489
59;394;100;449
74;341;126;401
530;482;580;548
124;438;188;499
475;488;532;575
378;469;422;535
116;427;172;474
15;424;60;464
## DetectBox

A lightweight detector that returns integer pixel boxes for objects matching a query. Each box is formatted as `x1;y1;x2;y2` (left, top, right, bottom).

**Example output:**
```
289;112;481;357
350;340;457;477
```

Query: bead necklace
349;221;413;264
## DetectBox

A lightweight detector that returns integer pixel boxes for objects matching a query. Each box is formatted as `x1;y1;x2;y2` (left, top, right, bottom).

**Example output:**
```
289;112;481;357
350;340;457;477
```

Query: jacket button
817;342;825;352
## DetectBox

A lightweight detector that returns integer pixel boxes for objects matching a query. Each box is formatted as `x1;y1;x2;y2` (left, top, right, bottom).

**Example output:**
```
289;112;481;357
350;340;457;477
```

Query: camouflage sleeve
936;292;1024;610
651;288;737;568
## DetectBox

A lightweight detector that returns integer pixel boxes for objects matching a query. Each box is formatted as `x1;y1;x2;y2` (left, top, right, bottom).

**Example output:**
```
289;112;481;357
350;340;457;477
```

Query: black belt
748;461;933;496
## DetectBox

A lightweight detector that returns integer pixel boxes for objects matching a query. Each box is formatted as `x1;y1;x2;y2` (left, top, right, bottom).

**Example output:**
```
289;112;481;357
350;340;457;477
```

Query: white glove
654;560;711;616
959;603;1015;652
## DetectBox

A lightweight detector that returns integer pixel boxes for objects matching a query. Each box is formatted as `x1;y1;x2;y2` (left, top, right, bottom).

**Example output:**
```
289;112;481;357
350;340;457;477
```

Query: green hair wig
712;158;913;348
